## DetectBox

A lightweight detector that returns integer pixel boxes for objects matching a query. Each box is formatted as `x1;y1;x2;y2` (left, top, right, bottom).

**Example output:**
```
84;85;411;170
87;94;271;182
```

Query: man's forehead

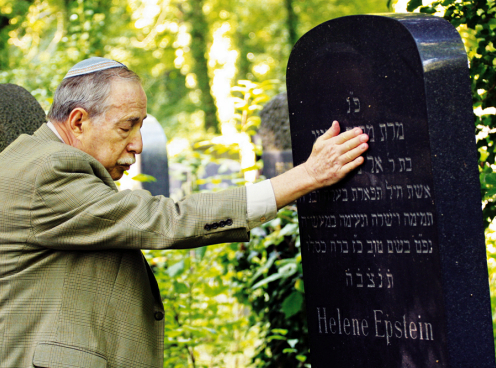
107;80;146;102
104;82;147;122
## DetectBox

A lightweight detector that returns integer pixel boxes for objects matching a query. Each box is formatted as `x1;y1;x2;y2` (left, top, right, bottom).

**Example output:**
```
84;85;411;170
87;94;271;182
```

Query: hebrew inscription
296;113;442;354
297;182;431;203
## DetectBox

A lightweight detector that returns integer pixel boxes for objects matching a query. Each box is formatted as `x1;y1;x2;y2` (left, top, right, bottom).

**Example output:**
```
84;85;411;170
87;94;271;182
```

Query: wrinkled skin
54;79;147;180
303;121;368;188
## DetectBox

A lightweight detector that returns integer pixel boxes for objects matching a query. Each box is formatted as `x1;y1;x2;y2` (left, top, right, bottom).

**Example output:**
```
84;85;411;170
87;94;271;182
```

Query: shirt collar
47;121;65;143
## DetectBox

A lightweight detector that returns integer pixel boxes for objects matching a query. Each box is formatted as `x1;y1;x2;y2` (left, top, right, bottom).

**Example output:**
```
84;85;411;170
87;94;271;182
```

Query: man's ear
67;108;89;138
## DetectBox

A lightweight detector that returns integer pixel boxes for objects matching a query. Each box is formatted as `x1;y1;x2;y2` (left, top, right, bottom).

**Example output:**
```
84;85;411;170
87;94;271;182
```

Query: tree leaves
131;173;157;182
407;0;424;12
167;259;185;277
282;291;304;318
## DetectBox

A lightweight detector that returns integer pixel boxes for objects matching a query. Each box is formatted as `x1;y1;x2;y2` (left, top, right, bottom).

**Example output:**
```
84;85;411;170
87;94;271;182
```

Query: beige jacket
0;124;249;367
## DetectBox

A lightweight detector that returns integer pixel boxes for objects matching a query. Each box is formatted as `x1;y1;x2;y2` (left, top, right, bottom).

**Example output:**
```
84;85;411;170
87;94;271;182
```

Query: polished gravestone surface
287;14;494;368
0;84;46;152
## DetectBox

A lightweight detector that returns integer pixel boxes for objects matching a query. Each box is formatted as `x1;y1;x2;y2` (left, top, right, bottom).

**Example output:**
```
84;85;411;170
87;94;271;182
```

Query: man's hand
270;121;369;209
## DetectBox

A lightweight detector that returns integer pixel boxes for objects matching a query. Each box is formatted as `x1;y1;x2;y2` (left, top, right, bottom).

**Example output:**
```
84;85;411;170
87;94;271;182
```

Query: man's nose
128;130;143;154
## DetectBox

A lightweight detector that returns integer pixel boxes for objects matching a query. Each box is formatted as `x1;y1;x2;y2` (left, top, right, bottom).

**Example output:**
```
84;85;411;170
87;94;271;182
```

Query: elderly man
0;58;368;367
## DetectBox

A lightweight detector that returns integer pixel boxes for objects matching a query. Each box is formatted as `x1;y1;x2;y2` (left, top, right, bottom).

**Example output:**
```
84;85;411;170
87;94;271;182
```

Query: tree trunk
284;0;298;47
187;0;220;133
234;27;252;81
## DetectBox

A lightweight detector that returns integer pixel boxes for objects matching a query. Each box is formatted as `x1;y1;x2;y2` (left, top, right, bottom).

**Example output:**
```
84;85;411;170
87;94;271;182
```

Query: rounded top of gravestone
259;92;292;151
0;84;46;152
141;115;167;151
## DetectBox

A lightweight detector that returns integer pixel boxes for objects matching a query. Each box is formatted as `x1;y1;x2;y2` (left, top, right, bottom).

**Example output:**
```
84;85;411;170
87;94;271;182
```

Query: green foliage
231;79;279;136
229;208;310;368
145;244;257;367
132;173;157;183
169;79;278;195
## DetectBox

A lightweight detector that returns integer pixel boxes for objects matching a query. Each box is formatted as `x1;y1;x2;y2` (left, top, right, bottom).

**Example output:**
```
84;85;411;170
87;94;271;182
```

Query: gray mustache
117;157;136;166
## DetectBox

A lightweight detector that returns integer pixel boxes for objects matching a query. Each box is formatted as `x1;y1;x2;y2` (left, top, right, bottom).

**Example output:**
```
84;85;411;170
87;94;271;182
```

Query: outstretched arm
270;121;369;209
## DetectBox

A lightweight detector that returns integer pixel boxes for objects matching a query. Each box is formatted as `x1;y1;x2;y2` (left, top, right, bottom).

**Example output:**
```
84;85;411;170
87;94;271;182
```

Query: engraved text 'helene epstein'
316;307;434;346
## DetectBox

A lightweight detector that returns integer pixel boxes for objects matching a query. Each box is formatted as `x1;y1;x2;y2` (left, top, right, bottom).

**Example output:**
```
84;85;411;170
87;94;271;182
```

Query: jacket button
212;222;219;229
204;224;211;231
154;311;164;321
219;221;226;227
226;219;233;226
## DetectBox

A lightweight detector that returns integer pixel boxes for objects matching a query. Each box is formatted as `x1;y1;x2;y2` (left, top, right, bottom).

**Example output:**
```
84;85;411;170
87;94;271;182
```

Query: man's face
78;79;147;180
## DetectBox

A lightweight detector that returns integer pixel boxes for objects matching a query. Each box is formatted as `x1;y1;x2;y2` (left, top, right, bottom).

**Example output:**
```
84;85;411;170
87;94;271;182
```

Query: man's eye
120;128;130;132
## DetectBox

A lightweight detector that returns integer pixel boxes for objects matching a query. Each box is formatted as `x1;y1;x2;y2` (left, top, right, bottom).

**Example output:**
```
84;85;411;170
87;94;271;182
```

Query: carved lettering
345;269;393;289
367;156;384;174
380;123;386;141
403;212;434;226
365;124;375;142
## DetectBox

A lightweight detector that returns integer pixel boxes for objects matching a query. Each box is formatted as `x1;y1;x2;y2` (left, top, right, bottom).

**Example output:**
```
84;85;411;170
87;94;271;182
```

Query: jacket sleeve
30;150;250;250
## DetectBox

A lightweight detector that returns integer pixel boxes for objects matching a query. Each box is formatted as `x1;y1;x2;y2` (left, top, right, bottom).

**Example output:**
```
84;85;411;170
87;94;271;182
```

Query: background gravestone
259;92;294;178
287;14;494;367
0;84;46;152
140;115;170;197
118;115;169;197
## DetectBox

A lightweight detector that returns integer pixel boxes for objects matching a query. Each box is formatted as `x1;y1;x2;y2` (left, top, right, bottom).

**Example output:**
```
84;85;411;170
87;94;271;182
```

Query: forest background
0;0;495;367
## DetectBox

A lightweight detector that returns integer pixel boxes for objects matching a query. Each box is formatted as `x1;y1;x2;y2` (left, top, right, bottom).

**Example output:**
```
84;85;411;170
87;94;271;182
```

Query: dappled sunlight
167;137;191;158
210;22;238;124
213;124;257;183
133;0;161;29
394;0;442;14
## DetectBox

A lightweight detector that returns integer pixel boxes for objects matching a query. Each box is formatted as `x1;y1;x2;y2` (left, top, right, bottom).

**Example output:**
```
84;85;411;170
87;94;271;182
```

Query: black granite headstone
287;14;494;367
0;84;46;152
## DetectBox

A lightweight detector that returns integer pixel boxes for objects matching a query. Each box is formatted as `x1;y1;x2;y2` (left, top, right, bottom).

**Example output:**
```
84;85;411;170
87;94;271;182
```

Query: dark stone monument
0;84;46;152
118;116;170;196
140;116;170;197
259;92;294;178
287;14;494;367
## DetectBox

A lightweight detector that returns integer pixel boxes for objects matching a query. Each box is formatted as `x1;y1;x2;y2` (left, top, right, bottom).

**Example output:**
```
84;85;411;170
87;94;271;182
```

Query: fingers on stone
321;121;341;140
341;134;368;153
342;156;364;173
343;144;367;163
334;127;362;145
